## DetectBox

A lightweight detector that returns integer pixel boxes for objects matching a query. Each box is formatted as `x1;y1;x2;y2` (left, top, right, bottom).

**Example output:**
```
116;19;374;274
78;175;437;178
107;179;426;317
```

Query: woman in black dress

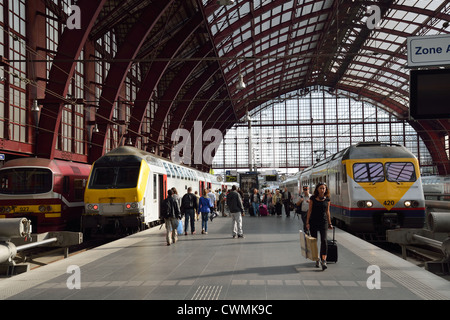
305;182;333;270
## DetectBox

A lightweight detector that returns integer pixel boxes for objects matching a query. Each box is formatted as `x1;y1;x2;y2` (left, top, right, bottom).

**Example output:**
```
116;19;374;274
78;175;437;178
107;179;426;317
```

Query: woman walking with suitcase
305;182;333;270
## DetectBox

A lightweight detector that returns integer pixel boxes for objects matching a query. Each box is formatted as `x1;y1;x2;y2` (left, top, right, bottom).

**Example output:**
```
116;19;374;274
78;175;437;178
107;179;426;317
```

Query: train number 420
383;200;395;206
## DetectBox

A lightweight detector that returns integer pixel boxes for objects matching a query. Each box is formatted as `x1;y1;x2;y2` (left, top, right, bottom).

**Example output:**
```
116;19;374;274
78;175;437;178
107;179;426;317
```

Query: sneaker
232;235;236;239
321;260;327;271
315;260;320;268
238;234;245;238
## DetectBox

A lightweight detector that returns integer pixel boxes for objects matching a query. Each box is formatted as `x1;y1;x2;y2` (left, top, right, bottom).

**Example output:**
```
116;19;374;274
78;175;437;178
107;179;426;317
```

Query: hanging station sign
407;34;450;68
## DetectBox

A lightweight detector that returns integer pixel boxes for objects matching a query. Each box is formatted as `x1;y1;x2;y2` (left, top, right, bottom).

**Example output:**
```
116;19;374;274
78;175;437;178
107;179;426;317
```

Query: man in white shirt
207;189;218;221
296;186;311;231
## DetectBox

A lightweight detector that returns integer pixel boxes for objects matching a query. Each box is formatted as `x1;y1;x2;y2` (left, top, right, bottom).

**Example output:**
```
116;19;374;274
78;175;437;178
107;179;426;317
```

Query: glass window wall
212;87;434;175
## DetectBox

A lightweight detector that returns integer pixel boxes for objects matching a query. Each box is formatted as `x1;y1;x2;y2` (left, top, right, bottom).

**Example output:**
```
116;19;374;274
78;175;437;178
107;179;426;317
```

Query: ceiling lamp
236;73;246;90
217;0;235;5
31;100;40;112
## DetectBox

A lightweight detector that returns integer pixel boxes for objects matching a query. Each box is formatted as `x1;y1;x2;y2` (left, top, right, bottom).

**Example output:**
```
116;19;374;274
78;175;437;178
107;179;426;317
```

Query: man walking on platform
227;185;245;238
181;187;198;235
161;189;181;246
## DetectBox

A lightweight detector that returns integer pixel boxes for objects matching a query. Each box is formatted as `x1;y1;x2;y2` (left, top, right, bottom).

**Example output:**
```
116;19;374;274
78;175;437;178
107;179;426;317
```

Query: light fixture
236;73;246;90
93;124;99;133
31;100;40;112
217;0;235;5
126;137;133;146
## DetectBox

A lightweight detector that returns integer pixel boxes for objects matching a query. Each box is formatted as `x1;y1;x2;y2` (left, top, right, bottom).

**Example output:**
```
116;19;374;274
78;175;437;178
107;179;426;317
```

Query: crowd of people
160;185;245;246
160;183;333;270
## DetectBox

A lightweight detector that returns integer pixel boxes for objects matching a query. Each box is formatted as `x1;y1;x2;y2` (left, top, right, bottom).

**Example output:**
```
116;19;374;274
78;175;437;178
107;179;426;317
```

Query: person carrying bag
305;182;333;270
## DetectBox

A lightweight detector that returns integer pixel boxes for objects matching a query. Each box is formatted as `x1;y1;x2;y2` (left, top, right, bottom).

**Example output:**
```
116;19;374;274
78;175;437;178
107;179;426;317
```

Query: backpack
181;193;194;210
160;198;172;219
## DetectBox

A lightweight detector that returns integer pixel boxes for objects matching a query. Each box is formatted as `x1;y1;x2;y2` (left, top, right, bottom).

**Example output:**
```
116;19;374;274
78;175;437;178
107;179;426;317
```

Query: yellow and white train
83;146;229;235
283;142;426;236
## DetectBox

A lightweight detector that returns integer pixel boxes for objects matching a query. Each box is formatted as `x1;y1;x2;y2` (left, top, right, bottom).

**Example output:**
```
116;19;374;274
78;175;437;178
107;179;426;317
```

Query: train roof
341;142;416;160
0;158;90;175
99;146;220;182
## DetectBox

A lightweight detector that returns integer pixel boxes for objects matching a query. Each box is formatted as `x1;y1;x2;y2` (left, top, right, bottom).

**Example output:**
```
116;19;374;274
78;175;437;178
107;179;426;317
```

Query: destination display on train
407;34;450;67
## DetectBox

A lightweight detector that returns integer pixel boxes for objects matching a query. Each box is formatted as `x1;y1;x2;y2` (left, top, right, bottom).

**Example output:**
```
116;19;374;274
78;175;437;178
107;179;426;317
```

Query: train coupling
381;212;400;229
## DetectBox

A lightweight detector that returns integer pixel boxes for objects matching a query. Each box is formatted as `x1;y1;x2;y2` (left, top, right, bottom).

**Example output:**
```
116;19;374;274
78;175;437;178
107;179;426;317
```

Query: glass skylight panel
282;11;292;23
312;1;325;13
238;1;250;16
300;3;313;16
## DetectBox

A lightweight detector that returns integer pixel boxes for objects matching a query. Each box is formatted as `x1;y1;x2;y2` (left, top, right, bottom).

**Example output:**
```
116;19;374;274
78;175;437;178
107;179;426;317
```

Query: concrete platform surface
1;214;450;301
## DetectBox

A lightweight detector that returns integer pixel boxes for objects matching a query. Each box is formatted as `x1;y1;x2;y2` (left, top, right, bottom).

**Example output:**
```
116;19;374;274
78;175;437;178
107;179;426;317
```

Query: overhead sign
407;34;450;67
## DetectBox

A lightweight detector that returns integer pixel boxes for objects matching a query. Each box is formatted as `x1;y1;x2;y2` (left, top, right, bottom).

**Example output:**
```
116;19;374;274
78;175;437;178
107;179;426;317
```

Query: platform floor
1;214;450;300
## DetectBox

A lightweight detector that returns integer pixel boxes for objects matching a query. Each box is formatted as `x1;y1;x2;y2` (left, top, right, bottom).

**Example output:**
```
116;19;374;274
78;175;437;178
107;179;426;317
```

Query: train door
158;174;167;219
199;181;205;195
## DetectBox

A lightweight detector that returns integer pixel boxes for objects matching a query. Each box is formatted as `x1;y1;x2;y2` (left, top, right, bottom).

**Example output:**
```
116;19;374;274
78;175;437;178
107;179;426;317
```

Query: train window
0;168;52;194
163;163;171;178
386;162;416;182
353;163;384;183
74;179;85;201
116;167;140;188
178;167;186;180
168;164;177;178
183;168;191;180
89;166;140;189
173;165;181;179
63;176;70;195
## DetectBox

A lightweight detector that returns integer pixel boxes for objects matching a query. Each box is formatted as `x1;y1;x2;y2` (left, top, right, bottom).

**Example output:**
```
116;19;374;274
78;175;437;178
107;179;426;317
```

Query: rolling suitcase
259;204;268;216
327;227;338;263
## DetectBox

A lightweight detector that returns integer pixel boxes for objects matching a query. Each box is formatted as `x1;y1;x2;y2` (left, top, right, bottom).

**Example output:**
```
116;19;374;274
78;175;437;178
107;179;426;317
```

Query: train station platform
1;214;450;301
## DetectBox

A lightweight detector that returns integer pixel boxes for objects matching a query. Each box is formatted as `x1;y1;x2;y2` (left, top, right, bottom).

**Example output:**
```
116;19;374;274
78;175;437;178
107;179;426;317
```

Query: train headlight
125;202;138;210
87;204;99;211
357;200;374;208
39;205;53;212
404;200;412;208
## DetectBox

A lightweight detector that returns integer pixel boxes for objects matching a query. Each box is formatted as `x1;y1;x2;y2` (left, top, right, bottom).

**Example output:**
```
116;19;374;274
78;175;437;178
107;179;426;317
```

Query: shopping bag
300;230;319;261
177;219;184;235
305;232;319;261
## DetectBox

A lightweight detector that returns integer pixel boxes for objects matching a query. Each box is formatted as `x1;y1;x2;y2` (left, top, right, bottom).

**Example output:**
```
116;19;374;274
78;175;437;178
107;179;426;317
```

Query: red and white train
0;158;91;233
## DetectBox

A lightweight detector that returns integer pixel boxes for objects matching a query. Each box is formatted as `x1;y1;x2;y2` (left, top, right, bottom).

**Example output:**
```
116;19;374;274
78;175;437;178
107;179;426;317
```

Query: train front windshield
0;168;53;194
353;162;417;183
88;156;141;189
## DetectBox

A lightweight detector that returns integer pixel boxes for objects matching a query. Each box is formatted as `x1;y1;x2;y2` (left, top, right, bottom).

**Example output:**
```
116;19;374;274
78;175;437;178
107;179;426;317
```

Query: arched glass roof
204;0;450;119
32;0;450;174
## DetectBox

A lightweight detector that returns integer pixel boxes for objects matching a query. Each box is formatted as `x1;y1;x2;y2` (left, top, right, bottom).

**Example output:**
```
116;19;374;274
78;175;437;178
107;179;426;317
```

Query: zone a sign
407;34;450;67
